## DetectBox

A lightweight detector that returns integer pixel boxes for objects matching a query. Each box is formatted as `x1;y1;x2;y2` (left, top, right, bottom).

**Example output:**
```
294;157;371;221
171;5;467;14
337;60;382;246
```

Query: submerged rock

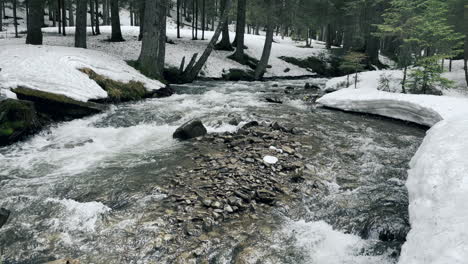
265;97;283;104
152;85;175;98
173;119;208;140
0;208;10;228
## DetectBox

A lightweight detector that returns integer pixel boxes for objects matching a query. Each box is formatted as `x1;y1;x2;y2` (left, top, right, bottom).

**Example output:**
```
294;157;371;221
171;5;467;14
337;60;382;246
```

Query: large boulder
0;99;46;146
12;87;107;120
0;208;10;228
173;119;207;140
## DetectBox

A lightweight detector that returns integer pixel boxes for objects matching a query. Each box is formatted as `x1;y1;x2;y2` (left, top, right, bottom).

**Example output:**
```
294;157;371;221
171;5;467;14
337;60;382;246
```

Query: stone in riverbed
255;189;277;205
0;208;10;229
173;119;207;140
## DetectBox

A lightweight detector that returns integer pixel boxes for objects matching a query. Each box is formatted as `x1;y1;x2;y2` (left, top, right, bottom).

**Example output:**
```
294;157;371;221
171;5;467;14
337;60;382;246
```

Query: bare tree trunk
195;0;198;39
103;0;108;25
57;0;61;34
215;0;232;50
13;0;18;37
110;0;124;41
138;0;144;41
254;18;274;80
232;0;246;61
61;0;66;35
181;0;231;82
68;0;74;27
402;65;407;94
177;0;180;38
75;0;87;48
0;0;3;32
138;0;166;80
90;0;95;35
201;0;205;40
26;0;44;44
95;0;100;34
464;4;468;87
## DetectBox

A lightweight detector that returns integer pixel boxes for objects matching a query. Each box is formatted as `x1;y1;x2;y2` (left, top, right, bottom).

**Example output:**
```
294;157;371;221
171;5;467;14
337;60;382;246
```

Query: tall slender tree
68;0;74;26
255;0;275;80
75;0;87;48
464;4;468;86
110;0;124;41
232;0;246;61
61;0;66;35
0;0;3;32
90;0;95;35
177;0;180;38
138;0;167;79
95;0;100;34
26;0;44;44
13;0;18;37
215;0;233;50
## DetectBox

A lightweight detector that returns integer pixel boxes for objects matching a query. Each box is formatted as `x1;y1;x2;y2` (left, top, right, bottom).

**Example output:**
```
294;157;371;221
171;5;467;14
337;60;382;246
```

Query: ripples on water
0;79;425;263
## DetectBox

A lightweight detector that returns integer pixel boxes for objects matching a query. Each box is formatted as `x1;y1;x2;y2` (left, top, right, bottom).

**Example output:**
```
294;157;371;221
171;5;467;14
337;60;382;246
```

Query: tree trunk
138;0;144;41
57;0;61;34
103;0;108;25
138;0;166;80
464;4;468;87
402;65;407;94
195;0;198;39
110;0;124;41
26;0;44;44
177;0;180;38
90;0;95;35
181;0;231;82
254;1;274;80
75;0;87;48
232;0;246;61
95;0;100;34
201;0;205;40
215;0;232;50
61;0;66;35
366;35;380;66
0;0;3;32
68;0;74;26
13;0;18;37
325;23;332;49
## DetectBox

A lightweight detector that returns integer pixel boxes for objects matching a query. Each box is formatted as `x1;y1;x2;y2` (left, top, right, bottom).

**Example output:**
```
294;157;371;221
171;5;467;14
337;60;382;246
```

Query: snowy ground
0;45;164;102
33;24;323;78
318;72;468;264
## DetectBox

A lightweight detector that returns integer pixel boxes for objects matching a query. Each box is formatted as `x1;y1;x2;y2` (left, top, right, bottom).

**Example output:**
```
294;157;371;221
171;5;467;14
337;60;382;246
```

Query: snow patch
0;45;164;102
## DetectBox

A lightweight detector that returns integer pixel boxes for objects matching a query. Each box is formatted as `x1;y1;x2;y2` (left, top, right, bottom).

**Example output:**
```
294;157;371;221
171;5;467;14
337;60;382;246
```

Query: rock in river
173;119;208;140
0;208;10;229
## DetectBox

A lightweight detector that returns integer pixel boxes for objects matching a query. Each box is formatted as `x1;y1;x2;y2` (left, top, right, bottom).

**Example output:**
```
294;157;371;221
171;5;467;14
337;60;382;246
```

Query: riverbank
318;75;468;264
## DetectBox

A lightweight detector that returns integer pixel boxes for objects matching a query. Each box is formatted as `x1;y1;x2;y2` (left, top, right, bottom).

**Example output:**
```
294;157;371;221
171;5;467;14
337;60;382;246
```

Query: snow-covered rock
317;76;468;264
0;45;164;102
263;156;278;164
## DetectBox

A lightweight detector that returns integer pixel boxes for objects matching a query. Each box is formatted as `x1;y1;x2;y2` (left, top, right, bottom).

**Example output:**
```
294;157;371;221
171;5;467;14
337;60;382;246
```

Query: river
0;79;425;263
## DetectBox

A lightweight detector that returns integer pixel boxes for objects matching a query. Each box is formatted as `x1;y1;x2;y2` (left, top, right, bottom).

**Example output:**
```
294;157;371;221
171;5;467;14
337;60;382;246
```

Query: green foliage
408;56;453;94
339;52;367;74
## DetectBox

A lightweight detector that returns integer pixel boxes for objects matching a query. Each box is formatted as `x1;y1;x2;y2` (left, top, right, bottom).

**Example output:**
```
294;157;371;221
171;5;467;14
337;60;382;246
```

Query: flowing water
0;80;425;263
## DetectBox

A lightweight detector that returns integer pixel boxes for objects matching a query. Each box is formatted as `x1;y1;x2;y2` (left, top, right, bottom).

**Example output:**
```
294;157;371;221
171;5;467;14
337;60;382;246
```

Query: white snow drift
318;71;468;264
0;45;164;102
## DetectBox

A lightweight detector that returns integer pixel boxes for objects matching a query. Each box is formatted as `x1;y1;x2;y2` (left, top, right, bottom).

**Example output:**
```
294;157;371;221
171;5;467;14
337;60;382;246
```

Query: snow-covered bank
0;45;164;102
399;117;468;264
317;73;468;264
